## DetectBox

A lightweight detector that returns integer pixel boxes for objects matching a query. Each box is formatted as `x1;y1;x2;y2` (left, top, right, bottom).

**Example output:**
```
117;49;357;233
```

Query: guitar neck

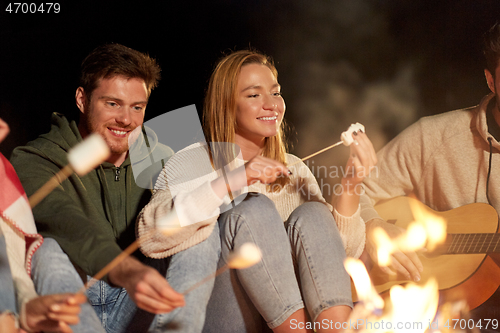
445;233;500;254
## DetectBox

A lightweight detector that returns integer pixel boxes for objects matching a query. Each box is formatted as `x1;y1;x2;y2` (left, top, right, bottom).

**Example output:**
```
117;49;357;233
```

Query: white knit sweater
138;143;365;258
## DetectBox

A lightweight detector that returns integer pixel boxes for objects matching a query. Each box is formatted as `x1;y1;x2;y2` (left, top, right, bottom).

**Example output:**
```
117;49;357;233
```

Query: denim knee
228;192;277;222
285;202;352;320
287;201;336;230
219;193;284;246
36;237;60;252
32;238;68;269
31;238;82;288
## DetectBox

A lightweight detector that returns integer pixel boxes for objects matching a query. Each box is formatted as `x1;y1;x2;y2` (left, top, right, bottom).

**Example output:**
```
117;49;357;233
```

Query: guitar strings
442;233;500;253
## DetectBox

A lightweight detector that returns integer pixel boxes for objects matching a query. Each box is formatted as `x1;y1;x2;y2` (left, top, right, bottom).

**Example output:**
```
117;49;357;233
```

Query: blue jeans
203;193;352;332
87;224;220;333
0;235;17;314
31;238;105;333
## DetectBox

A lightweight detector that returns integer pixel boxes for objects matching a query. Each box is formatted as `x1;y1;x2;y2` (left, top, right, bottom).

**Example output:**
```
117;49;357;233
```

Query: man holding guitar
360;21;500;326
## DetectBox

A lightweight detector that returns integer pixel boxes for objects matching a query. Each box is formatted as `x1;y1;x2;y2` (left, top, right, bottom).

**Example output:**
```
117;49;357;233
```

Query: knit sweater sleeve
137;143;224;258
289;156;365;258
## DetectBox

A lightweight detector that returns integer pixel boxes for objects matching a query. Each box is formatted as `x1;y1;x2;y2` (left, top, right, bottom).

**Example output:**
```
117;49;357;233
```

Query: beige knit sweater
138;143;365;259
360;93;500;221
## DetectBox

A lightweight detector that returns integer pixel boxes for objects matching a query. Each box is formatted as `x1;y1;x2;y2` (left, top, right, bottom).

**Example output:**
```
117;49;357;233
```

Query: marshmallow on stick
29;134;110;208
81;209;182;292
67;134;110;176
288;122;365;168
82;203;261;294
156;207;183;236
340;122;365;146
227;243;262;269
182;243;262;295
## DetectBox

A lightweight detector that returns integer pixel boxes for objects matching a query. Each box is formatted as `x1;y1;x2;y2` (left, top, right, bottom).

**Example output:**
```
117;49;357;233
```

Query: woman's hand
23;293;87;333
211;155;289;199
342;130;377;190
244;155;289;186
334;130;377;217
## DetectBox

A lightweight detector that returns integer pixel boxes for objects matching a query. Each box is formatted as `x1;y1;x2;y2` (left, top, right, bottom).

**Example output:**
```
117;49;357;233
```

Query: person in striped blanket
0;117;104;333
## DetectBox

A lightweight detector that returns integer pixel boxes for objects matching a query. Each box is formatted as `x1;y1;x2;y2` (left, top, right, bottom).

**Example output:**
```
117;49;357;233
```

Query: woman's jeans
31;238;106;333
203;193;352;332
0;235;16;314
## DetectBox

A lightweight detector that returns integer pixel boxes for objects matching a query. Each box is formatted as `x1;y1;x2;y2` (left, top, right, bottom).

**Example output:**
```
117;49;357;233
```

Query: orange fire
374;199;446;267
345;258;384;310
345;198;449;332
345;258;439;333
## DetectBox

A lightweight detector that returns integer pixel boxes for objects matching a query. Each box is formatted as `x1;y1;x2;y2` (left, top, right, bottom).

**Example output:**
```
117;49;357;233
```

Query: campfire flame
345;198;453;333
384;278;439;333
408;199;446;251
346;257;440;333
345;258;384;310
375;199;447;267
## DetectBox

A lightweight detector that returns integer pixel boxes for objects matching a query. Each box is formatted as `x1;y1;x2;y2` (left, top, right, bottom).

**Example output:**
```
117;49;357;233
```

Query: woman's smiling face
234;63;285;146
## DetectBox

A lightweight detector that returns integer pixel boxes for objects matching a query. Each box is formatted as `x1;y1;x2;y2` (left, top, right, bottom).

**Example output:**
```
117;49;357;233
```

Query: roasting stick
29;134;110;208
288;141;343;168
79;230;153;292
80;209;183;292
182;243;262;295
79;125;367;293
81;236;144;291
82;191;262;294
29;165;74;208
287;122;365;169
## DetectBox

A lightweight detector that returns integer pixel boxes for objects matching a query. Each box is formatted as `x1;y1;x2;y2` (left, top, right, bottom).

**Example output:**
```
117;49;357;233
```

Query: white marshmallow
341;122;365;146
228;243;262;269
157;209;183;236
67;134;110;176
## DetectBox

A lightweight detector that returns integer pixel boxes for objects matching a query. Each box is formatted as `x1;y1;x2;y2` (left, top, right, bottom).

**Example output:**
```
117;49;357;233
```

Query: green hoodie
10;113;173;280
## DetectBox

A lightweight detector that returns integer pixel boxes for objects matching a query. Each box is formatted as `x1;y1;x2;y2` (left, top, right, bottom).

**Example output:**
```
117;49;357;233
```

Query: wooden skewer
79;229;157;293
181;265;230;295
29;165;74;208
79;240;140;293
182;243;261;295
288;141;343;168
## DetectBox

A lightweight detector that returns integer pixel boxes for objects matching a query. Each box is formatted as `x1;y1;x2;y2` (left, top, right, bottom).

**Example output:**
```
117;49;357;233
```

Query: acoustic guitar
358;196;500;309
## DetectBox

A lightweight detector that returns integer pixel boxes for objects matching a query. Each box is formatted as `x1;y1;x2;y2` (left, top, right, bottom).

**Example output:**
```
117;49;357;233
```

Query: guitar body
364;197;500;309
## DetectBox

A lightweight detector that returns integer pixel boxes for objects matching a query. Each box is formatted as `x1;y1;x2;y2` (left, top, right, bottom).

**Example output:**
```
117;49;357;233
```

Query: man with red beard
10;44;220;332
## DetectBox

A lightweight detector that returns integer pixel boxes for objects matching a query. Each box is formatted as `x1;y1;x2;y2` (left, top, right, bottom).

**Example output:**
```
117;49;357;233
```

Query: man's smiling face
77;75;148;165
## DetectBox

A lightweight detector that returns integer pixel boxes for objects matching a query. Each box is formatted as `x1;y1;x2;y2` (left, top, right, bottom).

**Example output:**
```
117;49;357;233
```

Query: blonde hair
203;50;290;191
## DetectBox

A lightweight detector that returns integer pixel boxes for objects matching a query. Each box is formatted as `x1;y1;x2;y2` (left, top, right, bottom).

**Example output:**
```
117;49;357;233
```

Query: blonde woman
138;50;377;333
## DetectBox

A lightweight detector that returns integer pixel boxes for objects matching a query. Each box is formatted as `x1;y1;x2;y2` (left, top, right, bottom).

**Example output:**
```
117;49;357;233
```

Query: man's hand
0;117;10;144
23;293;87;333
365;218;423;282
108;256;185;314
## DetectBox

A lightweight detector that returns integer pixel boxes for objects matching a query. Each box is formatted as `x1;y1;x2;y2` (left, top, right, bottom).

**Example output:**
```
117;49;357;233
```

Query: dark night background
1;0;500;325
1;0;500;197
1;0;499;160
